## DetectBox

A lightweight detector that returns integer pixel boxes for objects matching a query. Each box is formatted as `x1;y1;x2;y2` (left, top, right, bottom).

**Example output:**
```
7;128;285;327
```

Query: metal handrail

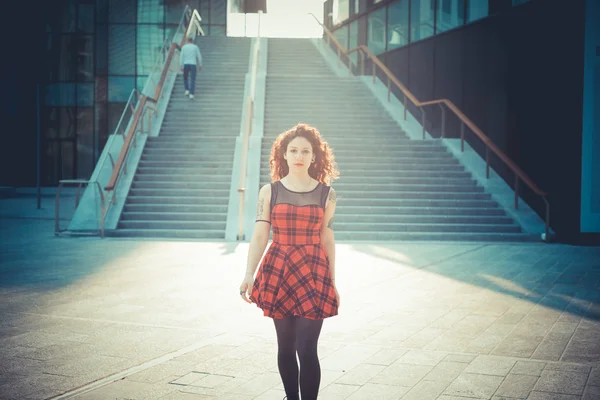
96;8;204;237
309;12;551;239
237;11;262;241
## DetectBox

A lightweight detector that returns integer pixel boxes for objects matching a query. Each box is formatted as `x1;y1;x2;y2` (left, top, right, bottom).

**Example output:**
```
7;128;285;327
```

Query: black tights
273;316;324;400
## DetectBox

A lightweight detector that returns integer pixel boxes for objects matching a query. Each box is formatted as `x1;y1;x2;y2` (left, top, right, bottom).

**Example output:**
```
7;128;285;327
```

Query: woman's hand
239;274;254;304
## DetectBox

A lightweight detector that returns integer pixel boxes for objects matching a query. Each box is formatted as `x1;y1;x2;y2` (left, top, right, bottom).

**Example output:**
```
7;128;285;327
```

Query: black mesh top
270;181;331;211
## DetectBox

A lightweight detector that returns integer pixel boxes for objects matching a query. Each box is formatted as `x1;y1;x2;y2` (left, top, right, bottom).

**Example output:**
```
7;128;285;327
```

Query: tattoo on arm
327;217;334;230
257;198;264;219
328;189;337;204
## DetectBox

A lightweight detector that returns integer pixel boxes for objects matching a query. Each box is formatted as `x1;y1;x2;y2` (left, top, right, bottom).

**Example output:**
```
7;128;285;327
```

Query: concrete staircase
114;36;251;239
261;38;531;241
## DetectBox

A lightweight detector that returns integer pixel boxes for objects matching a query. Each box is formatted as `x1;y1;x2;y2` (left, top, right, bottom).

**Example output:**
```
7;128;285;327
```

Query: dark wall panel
407;40;435;101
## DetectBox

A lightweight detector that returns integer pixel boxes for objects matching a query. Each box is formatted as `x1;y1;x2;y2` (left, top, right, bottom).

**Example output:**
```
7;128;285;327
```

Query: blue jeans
183;64;197;94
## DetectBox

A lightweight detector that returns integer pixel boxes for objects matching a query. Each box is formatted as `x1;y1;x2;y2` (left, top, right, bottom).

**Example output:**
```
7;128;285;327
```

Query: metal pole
36;83;41;209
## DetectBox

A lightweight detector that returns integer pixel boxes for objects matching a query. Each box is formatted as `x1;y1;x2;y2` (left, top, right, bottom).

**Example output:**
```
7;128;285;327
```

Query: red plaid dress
250;181;338;320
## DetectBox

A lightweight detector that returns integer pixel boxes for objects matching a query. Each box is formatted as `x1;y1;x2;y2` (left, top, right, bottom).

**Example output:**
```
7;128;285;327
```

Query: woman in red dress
239;123;340;400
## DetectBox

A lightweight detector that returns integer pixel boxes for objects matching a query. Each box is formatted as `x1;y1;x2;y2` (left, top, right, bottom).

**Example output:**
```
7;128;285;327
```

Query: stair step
118;220;226;230
334;206;506;216
332;231;539;242
131;181;231;190
332;185;482;193
261;164;464;172
334;222;520;233
124;204;228;213
108;229;225;239
337;198;497;207
128;188;230;197
121;212;227;221
335;215;514;224
335;191;491;200
138;167;233;175
142;150;234;158
335;179;477;187
127;196;229;205
139;160;232;168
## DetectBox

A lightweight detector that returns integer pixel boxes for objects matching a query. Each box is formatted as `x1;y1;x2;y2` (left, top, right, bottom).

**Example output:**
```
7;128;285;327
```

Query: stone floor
1;196;600;400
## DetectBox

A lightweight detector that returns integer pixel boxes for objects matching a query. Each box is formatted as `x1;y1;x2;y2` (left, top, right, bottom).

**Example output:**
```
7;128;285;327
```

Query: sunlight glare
228;0;325;38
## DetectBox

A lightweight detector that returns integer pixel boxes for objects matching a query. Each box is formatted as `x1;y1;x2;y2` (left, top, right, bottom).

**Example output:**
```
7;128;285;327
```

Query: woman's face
284;136;314;174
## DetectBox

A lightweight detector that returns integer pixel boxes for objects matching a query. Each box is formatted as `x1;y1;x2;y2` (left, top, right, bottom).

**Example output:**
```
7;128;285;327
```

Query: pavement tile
443;372;504;399
511;360;547;376
464;355;517;376
346;383;409;399
494;373;539;398
534;369;589;395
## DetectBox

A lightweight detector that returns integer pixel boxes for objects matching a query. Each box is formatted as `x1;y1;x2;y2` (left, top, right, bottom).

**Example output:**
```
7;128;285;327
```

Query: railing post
440;104;446;138
514;177;519;209
75;183;82;207
485;147;490;179
387;78;391;102
460;122;465;152
372;63;376;84
403;96;407;120
360;51;365;76
421;109;426;140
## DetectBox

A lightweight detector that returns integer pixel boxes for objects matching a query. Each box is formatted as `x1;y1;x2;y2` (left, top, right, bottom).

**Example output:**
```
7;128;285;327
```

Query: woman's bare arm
244;184;272;278
320;188;337;282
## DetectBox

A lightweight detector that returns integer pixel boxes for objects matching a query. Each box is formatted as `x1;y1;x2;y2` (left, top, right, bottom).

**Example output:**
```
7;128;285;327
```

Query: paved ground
1;196;600;400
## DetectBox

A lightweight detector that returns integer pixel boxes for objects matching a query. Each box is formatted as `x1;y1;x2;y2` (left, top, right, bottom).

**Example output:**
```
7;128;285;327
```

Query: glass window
60;108;77;139
108;76;135;102
46;35;77;82
44;107;60;139
410;0;434;42
137;25;165;76
108;24;136;75
333;0;350;25
61;0;76;32
138;0;164;23
166;0;187;24
210;25;226;36
61;141;75;179
388;0;409;50
436;0;465;33
97;0;108;24
76;108;95;178
46;83;76;107
96;24;109;75
334;25;349;49
350;0;360;16
368;6;386;55
349;20;358;64
77;36;95;82
108;102;127;135
466;0;488;23
210;0;226;25
77;84;94;107
109;0;136;23
78;3;95;33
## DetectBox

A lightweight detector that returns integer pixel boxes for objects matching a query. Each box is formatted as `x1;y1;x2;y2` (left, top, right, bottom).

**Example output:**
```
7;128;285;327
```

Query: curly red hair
270;123;339;184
